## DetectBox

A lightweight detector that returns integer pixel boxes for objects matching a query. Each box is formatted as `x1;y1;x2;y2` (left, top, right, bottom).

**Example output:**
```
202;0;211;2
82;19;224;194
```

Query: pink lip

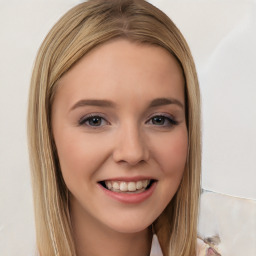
98;181;157;204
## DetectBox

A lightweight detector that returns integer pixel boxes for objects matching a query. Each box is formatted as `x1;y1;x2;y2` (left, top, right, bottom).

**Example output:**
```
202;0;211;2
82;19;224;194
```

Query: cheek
146;128;188;219
154;129;188;176
53;129;109;184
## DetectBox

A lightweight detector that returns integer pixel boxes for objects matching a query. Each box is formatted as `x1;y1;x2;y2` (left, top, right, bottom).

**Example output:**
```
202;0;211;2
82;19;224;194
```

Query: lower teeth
110;188;146;193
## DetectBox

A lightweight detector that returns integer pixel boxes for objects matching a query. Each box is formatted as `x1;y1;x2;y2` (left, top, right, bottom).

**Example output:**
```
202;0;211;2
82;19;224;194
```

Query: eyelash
78;113;178;128
78;114;108;127
146;114;178;127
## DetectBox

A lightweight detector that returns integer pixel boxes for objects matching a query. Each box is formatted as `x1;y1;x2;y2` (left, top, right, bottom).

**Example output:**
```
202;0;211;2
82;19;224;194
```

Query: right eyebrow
148;97;184;109
69;99;116;112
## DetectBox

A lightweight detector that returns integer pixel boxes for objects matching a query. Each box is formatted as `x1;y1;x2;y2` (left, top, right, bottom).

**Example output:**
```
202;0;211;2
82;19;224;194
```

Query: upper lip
99;176;156;182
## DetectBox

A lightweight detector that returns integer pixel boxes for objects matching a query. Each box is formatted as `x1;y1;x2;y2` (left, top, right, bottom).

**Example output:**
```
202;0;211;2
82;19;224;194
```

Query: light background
0;0;255;255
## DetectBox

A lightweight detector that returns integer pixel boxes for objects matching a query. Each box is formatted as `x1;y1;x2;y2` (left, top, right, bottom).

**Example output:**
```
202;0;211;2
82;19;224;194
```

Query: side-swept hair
28;0;201;255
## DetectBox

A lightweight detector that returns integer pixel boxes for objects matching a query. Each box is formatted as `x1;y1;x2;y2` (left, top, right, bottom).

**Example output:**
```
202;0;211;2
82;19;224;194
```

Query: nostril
113;150;149;166
112;132;149;165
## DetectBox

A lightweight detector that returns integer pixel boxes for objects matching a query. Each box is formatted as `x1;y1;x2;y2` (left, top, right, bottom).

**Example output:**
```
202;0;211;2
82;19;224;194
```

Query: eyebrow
148;98;184;109
70;97;184;111
70;99;115;111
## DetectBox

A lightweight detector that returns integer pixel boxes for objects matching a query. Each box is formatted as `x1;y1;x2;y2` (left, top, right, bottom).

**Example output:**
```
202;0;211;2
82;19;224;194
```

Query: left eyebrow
70;99;116;112
148;97;184;109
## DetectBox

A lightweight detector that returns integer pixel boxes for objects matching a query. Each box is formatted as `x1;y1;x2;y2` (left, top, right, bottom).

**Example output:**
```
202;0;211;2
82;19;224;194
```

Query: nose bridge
113;120;149;165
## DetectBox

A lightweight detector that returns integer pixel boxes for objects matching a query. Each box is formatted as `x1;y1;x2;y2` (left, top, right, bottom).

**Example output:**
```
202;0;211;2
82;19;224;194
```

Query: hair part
28;0;201;255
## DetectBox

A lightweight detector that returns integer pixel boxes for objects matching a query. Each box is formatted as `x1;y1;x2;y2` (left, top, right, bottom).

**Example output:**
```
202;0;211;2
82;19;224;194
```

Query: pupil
153;116;164;125
89;117;101;126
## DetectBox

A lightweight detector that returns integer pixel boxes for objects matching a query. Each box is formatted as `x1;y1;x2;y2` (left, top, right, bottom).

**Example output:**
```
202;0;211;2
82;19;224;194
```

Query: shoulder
197;238;221;256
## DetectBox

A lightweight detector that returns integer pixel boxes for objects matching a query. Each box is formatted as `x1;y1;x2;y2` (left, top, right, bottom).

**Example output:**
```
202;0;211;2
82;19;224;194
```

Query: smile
98;178;157;204
99;179;156;193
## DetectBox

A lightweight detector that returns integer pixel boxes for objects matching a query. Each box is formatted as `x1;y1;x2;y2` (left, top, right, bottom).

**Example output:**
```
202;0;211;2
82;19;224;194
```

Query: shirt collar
150;235;163;256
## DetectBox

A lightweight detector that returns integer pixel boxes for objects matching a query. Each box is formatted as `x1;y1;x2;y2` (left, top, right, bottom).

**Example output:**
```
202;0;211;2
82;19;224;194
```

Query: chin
110;223;151;234
104;216;153;234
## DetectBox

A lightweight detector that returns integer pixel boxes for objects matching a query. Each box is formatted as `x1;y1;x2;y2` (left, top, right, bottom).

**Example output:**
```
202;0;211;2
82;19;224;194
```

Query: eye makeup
78;113;110;128
77;112;179;130
146;113;179;128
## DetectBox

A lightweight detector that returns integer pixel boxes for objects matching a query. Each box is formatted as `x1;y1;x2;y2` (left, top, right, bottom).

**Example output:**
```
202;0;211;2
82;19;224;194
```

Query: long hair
27;0;201;255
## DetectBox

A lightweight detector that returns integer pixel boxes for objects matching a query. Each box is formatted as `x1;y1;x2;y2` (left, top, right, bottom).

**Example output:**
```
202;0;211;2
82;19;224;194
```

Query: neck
70;200;153;256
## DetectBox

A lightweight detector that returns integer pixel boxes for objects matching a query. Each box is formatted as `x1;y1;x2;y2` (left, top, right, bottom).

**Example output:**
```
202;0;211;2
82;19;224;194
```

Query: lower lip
98;182;157;204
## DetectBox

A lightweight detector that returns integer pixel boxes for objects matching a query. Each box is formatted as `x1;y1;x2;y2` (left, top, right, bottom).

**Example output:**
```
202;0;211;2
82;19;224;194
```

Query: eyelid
146;112;178;126
78;113;109;126
77;112;178;128
146;112;175;121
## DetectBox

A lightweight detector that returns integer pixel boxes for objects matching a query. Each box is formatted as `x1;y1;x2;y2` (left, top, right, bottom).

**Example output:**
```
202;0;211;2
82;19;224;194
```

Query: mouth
98;179;156;194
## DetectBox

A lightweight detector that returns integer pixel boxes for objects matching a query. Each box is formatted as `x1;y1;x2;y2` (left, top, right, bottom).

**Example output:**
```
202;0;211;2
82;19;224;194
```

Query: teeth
128;182;136;191
136;181;143;190
120;182;128;191
104;179;151;193
142;180;148;188
106;181;112;190
113;182;119;190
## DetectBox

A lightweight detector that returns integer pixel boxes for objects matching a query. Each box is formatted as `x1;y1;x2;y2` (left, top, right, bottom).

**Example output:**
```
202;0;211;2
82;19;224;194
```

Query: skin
52;39;188;256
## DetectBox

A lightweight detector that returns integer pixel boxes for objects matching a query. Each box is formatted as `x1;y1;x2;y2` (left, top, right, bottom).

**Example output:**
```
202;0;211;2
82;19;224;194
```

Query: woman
27;0;202;255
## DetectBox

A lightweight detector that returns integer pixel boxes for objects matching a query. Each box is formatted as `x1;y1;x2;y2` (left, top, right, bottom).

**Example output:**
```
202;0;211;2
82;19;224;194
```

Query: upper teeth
105;180;150;192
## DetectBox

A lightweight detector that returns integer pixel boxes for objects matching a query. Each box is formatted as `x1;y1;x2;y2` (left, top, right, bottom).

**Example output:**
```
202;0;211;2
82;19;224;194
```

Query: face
52;39;187;234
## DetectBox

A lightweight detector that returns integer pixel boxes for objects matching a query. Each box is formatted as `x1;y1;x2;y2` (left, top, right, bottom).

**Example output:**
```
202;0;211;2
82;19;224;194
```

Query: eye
147;115;178;127
79;115;109;127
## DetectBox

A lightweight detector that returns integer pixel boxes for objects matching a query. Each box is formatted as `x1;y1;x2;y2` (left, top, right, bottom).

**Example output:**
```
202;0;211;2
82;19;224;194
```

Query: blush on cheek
159;138;188;175
55;133;110;187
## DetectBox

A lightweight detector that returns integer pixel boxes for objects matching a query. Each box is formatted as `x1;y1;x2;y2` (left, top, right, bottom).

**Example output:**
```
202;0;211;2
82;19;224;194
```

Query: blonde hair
27;0;201;255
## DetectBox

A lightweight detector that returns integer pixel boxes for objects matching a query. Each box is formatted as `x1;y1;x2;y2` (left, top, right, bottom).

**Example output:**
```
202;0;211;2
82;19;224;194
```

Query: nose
112;123;150;166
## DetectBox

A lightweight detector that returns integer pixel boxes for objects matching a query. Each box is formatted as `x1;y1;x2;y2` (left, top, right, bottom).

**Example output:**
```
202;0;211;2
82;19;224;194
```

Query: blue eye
79;115;108;127
148;115;177;127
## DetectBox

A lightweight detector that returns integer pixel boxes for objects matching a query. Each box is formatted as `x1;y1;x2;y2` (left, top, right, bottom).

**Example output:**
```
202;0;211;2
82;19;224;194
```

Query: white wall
0;0;255;255
0;1;80;254
149;0;256;200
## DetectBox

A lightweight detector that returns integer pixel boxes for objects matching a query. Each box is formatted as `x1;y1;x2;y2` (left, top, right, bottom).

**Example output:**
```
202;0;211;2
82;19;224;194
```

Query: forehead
54;39;185;108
